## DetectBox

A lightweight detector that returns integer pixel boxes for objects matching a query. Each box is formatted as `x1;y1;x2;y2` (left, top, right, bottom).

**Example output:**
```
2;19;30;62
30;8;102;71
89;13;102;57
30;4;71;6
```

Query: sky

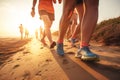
0;0;120;37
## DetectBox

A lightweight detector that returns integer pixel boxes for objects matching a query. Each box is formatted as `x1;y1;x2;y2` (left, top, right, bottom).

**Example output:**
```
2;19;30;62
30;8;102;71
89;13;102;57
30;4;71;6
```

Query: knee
44;21;52;29
44;25;51;31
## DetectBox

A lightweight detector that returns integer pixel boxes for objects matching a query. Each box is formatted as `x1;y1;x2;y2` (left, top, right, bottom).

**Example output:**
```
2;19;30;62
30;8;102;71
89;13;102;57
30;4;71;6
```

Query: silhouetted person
35;29;38;39
24;28;29;39
19;24;24;39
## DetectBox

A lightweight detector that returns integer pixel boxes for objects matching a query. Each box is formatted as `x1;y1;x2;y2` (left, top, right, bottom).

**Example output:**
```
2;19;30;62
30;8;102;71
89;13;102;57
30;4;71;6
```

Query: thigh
39;10;54;26
61;0;77;25
62;0;76;14
41;15;52;28
84;0;99;7
62;0;83;20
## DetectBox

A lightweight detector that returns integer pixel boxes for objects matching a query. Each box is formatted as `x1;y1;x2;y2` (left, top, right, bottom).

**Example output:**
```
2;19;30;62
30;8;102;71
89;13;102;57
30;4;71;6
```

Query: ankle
57;40;63;44
80;42;89;48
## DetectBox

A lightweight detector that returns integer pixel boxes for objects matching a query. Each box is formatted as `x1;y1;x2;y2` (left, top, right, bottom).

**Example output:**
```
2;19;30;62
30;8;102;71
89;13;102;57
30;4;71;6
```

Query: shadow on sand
50;49;120;80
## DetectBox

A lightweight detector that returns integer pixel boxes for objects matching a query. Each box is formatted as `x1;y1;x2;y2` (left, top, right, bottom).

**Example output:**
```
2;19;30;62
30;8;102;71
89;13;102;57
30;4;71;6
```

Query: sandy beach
0;36;120;80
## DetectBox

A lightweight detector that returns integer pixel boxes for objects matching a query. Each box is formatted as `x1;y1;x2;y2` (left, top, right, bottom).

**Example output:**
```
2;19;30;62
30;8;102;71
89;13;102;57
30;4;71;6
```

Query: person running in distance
66;8;81;47
19;24;24;40
66;9;78;41
24;28;29;39
56;0;99;61
31;0;61;48
35;29;38;39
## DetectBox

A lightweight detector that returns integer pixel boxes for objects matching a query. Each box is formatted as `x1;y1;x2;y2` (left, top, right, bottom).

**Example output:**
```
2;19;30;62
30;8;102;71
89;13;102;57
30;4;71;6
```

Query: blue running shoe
56;43;64;56
75;46;99;61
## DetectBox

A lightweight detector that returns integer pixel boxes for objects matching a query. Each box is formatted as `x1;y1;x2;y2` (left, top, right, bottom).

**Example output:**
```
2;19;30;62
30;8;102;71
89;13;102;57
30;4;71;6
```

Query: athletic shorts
76;0;83;5
39;10;55;21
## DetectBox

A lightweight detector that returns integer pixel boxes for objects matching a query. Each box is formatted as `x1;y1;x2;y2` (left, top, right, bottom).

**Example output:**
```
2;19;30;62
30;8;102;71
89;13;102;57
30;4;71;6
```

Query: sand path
0;38;120;80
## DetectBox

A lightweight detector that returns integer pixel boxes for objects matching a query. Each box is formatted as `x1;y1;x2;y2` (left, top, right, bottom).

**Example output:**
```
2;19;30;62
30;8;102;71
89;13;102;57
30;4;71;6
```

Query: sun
20;16;44;36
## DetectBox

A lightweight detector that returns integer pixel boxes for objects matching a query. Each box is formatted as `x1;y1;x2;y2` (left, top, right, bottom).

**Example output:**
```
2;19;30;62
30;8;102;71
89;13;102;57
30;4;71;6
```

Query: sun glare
19;16;44;36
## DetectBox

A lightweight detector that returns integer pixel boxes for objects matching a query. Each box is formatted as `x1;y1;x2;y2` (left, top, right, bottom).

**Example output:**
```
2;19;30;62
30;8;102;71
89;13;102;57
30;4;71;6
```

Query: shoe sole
75;55;81;58
81;56;100;62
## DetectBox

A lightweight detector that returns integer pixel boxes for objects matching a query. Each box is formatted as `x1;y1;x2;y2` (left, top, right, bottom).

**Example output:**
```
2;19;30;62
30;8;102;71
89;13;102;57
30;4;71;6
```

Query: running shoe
50;41;56;48
56;43;64;56
75;46;99;61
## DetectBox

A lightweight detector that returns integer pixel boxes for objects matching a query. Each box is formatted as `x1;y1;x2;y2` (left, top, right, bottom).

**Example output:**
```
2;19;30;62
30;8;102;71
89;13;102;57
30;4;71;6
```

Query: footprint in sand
40;46;44;49
36;70;42;76
11;72;14;75
66;52;75;55
7;58;13;62
13;64;20;69
22;70;31;80
23;51;30;54
45;59;52;62
62;59;69;64
39;59;53;68
16;58;21;60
